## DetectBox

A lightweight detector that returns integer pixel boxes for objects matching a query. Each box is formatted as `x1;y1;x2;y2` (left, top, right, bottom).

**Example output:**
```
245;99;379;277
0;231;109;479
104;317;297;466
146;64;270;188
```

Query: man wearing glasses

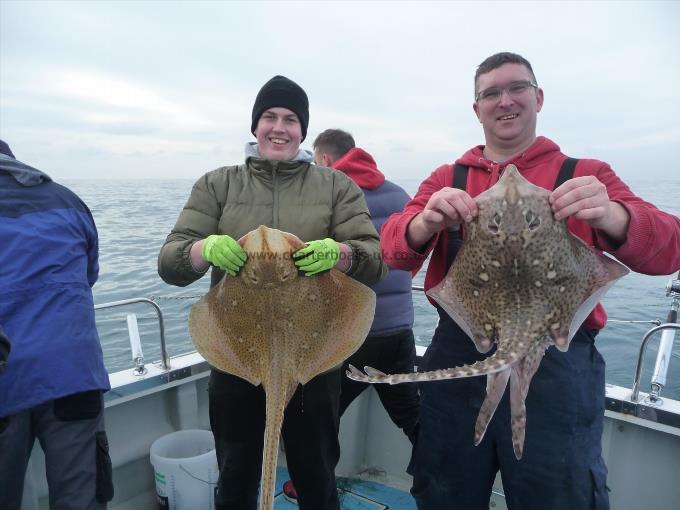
380;52;680;509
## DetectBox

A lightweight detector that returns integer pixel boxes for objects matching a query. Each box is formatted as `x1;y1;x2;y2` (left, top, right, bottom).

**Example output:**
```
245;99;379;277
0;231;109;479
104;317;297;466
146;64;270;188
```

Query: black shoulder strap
453;163;469;190
554;157;578;189
447;164;469;245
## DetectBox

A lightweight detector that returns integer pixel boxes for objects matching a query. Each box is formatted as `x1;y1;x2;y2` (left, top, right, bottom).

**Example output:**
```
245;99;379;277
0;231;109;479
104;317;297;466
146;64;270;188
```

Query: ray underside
188;225;376;510
347;166;628;459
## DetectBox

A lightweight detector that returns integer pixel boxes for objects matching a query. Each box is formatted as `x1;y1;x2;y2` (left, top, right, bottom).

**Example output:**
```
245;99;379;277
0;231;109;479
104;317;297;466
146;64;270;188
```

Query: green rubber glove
293;238;340;276
201;234;247;276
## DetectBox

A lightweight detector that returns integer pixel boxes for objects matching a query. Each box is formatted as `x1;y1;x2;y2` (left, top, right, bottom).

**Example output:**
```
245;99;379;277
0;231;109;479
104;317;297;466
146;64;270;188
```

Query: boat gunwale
104;349;680;435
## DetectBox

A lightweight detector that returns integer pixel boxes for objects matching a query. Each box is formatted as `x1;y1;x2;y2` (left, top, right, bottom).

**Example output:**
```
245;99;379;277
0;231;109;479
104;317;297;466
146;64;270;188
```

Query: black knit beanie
251;75;309;141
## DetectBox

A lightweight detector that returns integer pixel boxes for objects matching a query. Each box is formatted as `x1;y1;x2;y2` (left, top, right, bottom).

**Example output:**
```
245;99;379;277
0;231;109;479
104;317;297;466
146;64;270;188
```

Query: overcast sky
1;1;679;183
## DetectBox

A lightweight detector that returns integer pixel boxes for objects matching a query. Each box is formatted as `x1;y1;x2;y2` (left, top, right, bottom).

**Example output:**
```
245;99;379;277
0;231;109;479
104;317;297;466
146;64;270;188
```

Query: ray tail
509;365;526;459
258;384;290;510
347;347;525;385
474;368;511;446
509;338;551;459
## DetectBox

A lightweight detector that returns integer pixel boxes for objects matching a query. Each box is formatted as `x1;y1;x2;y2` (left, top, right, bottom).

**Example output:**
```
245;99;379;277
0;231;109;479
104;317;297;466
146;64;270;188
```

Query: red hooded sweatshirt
332;147;386;189
381;136;680;330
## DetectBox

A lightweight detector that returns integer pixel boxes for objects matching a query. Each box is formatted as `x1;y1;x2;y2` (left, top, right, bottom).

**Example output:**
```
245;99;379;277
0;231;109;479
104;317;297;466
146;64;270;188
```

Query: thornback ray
189;225;376;510
347;165;628;459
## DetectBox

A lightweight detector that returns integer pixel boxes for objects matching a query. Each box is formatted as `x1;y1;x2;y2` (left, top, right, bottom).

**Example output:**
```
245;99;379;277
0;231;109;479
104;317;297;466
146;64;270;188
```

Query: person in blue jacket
0;140;113;509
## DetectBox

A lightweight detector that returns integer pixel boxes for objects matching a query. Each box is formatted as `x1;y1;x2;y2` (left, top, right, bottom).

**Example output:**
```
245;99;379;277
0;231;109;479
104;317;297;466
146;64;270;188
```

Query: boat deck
273;467;414;509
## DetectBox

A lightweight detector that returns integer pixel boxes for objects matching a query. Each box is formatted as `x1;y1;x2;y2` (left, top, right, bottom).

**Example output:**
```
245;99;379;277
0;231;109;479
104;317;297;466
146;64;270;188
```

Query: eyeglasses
475;80;538;103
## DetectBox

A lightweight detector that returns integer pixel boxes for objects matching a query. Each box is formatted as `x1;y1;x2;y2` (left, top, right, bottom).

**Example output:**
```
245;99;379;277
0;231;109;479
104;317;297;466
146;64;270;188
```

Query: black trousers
209;368;341;510
340;328;420;443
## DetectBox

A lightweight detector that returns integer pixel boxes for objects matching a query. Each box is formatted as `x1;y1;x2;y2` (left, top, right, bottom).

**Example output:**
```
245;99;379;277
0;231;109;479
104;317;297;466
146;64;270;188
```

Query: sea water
63;178;680;399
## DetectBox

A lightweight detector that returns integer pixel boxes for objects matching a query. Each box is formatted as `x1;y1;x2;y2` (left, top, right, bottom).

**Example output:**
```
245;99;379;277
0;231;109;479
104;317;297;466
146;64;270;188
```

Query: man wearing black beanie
251;75;309;142
159;76;386;510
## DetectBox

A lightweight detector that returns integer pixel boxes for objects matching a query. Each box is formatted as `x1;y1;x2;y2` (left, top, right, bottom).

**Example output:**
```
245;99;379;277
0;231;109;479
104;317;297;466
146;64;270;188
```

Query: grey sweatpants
0;391;112;510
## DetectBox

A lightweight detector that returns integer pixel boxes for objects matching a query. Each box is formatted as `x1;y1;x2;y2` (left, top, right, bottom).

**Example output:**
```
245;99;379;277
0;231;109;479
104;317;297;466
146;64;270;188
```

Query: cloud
3;65;216;131
589;129;680;152
2;1;680;181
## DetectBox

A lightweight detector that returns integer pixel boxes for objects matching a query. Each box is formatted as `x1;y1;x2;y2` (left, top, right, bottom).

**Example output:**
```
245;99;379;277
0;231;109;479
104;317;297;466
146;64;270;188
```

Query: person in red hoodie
380;52;680;510
281;129;420;504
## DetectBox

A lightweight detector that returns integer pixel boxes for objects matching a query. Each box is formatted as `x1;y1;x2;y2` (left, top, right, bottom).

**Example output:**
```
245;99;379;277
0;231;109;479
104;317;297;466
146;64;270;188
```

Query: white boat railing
96;274;680;426
630;271;680;403
649;274;680;396
95;297;170;371
631;323;680;403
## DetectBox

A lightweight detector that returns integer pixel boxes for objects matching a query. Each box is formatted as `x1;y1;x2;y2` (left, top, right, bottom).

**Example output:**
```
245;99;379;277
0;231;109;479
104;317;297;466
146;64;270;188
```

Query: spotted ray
347;165;628;459
189;225;375;510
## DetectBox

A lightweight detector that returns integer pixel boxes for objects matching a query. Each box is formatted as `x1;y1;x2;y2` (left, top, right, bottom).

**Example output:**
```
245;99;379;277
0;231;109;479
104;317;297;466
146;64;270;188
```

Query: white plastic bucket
149;429;218;510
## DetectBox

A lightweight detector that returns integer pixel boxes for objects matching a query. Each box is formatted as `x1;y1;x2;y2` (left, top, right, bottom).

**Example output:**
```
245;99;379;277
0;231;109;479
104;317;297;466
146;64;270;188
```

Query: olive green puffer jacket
158;156;387;288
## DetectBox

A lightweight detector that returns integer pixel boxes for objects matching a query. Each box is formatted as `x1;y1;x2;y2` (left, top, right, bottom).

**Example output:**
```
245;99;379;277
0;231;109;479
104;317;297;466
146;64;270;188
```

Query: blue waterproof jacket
331;147;414;336
364;181;415;335
0;149;109;418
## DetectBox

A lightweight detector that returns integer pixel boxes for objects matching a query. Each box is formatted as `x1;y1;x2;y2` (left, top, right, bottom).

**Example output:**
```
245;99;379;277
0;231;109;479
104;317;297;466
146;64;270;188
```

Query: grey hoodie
0;154;52;187
244;142;314;163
